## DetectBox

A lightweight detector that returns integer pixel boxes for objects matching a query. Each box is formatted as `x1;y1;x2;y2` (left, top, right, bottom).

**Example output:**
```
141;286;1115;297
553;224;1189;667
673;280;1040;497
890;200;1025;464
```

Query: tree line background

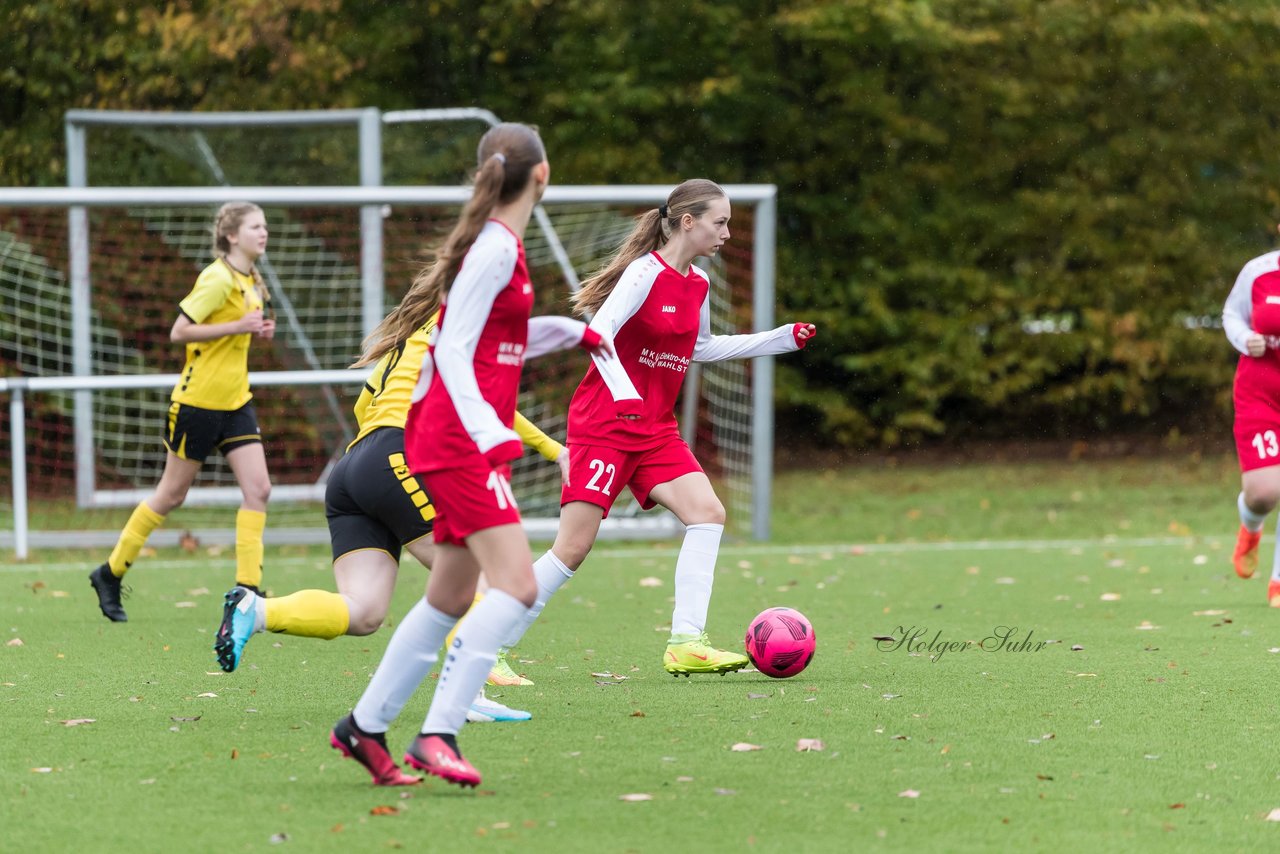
5;0;1280;450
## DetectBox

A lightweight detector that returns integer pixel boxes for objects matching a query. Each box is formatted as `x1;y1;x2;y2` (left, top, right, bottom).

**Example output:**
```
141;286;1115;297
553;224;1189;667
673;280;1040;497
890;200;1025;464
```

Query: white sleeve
433;237;521;455
692;292;799;362
1224;260;1258;355
584;263;655;404
525;316;589;359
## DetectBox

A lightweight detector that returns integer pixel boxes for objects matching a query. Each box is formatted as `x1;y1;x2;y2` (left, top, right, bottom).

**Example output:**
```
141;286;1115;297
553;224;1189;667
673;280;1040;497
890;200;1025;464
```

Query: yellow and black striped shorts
164;401;261;462
324;427;436;562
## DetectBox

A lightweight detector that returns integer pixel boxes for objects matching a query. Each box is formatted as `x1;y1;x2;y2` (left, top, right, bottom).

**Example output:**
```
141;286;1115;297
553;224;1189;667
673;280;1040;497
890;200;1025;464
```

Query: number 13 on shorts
1252;430;1280;460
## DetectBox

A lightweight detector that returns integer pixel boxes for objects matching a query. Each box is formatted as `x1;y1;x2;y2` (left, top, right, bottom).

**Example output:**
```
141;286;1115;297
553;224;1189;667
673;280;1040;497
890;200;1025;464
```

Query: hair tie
658;205;668;219
492;152;507;164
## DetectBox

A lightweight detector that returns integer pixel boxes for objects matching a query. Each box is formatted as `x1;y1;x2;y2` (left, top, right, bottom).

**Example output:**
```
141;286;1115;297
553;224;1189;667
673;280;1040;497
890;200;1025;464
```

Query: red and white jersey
1225;250;1280;420
405;220;592;472
568;251;799;450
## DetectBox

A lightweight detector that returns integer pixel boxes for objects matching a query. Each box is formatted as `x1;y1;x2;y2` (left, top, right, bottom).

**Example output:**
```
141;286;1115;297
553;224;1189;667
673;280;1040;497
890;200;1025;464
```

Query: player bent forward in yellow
212;317;559;777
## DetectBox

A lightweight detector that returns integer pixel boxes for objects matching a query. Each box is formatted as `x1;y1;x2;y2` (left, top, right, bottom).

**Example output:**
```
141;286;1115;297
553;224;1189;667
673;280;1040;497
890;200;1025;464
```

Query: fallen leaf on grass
197;692;218;698
1135;621;1159;630
995;577;1016;585
731;743;763;752
714;788;737;795
49;590;69;598
7;638;24;647
139;778;156;785
619;793;653;802
1266;808;1280;822
747;693;771;700
630;710;646;718
1169;803;1185;809
590;672;628;680
796;739;825;752
638;577;662;587
370;805;398;816
890;734;910;741
186;587;210;596
899;789;920;799
1071;645;1084;651
676;776;694;783
268;833;289;844
30;767;54;773
170;716;200;722
231;749;239;759
871;634;896;642
179;532;199;552
59;718;95;727
1100;593;1121;601
1192;610;1227;617
174;602;197;609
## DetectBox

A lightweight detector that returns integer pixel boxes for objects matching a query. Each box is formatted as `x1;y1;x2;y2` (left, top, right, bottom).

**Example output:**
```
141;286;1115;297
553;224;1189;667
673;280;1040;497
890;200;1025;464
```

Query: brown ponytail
573;179;727;316
355;123;547;366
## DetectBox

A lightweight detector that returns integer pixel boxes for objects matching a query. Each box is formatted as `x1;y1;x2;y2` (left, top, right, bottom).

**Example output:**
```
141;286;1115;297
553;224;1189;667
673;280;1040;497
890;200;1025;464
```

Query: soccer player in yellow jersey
89;202;275;622
214;312;563;783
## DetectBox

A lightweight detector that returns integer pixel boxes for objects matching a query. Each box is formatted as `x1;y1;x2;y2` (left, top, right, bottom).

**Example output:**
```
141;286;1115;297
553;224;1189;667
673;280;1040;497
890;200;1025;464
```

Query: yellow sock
107;502;166;577
264;590;350;639
235;508;266;588
444;592;485;650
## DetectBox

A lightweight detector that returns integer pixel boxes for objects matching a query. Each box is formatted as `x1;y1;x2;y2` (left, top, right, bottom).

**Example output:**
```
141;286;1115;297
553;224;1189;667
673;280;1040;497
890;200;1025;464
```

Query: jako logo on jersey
661;305;677;313
1267;296;1280;305
523;283;533;294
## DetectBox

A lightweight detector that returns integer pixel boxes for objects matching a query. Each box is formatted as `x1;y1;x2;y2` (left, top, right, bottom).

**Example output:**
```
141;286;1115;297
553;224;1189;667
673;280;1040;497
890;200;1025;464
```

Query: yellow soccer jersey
172;259;264;410
350;314;564;460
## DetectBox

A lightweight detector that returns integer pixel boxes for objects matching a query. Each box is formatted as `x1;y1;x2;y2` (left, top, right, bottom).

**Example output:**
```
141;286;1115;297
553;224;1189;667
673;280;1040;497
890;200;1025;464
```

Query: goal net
0;110;775;551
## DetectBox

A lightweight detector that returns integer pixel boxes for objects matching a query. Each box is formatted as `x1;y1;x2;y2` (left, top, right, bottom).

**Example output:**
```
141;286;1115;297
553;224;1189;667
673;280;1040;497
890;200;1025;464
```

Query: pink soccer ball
745;607;816;678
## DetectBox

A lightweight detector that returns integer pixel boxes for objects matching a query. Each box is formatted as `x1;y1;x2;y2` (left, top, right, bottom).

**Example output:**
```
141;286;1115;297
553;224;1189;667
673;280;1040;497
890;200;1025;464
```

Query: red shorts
418;462;522;547
1235;420;1280;472
561;441;703;517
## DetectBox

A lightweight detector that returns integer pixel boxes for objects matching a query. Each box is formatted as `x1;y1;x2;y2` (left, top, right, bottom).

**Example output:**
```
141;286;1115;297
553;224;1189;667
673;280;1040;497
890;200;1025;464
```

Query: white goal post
0;110;780;559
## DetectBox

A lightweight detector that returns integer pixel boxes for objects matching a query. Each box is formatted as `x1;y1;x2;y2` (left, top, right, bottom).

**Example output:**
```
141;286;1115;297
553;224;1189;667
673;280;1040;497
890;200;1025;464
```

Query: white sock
1272;541;1280;584
421;589;528;736
670;522;724;638
352;597;456;734
502;550;575;649
1239;492;1267;533
253;594;266;633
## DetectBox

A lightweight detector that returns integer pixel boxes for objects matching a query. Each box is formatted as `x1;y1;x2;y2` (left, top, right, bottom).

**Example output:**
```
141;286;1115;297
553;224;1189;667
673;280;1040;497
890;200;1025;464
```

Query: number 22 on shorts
586;458;616;496
1252;430;1280;460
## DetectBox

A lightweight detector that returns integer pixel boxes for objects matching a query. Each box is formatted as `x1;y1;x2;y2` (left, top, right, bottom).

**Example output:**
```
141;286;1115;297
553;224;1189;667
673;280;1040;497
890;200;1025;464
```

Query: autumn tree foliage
6;0;1280;447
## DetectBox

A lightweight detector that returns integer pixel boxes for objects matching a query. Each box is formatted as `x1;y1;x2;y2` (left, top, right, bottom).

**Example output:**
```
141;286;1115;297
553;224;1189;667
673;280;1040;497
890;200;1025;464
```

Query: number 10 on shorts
486;470;518;510
1252;430;1280;460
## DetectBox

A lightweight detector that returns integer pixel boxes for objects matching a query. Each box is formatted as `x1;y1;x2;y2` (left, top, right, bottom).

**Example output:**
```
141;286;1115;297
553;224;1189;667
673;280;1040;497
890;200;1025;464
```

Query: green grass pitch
4;455;1280;851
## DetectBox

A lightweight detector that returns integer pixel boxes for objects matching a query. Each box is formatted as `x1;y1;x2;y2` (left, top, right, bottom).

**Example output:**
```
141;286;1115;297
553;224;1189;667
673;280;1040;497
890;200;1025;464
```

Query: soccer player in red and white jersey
1224;228;1280;606
330;123;611;790
500;178;816;675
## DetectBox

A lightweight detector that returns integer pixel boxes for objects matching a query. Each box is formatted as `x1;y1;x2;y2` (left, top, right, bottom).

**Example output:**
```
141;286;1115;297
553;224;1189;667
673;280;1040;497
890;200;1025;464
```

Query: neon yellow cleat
487;648;534;687
663;632;750;676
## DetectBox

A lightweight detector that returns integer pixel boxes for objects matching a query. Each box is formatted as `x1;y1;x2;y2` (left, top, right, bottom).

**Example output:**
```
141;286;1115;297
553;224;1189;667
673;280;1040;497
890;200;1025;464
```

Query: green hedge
5;0;1280;447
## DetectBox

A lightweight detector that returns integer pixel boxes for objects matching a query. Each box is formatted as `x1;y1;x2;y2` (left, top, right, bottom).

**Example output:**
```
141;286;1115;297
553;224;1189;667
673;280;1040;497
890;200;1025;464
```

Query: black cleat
89;563;128;622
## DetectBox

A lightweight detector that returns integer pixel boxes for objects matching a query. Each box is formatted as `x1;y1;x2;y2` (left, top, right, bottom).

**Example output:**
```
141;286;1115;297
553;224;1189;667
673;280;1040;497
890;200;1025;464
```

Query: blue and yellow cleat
214;586;259;672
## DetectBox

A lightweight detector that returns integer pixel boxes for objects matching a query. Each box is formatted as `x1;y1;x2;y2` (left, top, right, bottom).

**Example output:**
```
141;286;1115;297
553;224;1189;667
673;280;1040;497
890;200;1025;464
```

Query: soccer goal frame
0;108;779;559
